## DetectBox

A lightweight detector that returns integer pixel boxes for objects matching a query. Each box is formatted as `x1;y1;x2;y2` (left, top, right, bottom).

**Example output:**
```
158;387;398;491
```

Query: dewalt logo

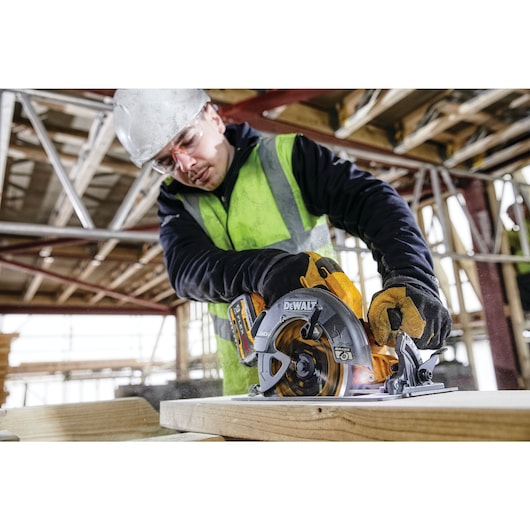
283;299;318;312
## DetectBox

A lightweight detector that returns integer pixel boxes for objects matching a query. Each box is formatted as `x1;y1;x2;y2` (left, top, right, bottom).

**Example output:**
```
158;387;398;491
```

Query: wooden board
133;432;226;442
160;390;530;441
0;397;177;441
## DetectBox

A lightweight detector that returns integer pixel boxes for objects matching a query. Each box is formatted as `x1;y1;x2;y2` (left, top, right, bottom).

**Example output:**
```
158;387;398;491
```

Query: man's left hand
367;283;451;349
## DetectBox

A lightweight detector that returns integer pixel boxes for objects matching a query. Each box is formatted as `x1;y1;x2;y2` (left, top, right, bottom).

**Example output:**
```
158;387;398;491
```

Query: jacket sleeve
157;186;292;303
292;134;440;296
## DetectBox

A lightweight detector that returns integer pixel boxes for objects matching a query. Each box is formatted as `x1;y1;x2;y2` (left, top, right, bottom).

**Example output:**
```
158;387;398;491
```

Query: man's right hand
260;252;330;307
259;252;364;318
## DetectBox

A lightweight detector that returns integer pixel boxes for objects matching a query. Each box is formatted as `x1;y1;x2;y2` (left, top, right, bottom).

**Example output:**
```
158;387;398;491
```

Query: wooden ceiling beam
472;137;530;172
394;89;515;154
335;89;415;138
444;115;530;168
88;243;162;305
0;255;168;311
230;101;443;165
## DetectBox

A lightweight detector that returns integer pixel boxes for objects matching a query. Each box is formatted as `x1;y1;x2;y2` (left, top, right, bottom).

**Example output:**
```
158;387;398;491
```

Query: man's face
153;104;234;191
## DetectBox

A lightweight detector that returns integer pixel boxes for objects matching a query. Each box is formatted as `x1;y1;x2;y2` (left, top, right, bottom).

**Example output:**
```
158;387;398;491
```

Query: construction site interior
4;7;530;530
2;88;530;408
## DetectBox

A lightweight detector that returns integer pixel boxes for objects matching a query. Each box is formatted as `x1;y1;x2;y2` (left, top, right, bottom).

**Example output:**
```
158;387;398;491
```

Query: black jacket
158;123;439;303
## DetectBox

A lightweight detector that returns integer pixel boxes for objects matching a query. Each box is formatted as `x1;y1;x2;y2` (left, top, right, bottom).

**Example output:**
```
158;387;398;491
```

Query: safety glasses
152;112;205;175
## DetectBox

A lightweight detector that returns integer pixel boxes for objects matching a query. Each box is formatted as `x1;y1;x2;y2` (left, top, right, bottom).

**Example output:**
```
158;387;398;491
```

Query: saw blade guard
252;288;373;395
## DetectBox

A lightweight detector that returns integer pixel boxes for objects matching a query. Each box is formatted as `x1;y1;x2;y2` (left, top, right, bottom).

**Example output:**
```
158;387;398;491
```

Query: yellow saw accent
302;252;363;318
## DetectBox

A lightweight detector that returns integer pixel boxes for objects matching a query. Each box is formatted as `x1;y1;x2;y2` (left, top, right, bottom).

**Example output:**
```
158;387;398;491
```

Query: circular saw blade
268;320;347;397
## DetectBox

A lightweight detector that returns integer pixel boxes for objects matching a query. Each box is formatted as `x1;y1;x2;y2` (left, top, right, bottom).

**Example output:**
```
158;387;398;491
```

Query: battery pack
228;294;258;366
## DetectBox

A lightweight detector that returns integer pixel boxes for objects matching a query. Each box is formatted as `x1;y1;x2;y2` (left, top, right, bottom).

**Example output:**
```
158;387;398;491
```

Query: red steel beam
0;256;171;313
0;237;87;254
0;304;171;315
219;89;335;119
462;179;522;389
220;105;432;168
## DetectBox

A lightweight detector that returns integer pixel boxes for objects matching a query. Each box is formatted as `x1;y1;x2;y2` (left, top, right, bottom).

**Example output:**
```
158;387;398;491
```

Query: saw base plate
232;386;459;402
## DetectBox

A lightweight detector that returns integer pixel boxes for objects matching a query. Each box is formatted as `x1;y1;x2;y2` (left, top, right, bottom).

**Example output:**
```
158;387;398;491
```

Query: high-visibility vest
507;221;530;274
177;134;336;394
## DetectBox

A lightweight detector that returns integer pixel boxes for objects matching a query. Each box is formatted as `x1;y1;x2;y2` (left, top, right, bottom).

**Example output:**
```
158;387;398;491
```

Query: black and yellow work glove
367;282;451;350
260;252;362;316
260;252;328;307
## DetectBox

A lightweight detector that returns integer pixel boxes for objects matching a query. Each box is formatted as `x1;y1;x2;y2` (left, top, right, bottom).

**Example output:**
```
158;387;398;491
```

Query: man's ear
206;103;226;134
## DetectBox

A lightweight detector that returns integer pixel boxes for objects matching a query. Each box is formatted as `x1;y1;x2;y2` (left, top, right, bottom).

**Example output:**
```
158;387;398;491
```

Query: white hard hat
113;89;211;167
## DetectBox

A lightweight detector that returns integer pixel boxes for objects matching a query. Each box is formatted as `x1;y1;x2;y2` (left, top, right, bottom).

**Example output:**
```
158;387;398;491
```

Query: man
506;202;530;311
113;89;452;395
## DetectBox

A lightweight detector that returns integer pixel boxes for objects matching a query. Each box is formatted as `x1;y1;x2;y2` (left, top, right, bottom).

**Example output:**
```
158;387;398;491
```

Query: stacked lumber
0;397;177;441
0;333;18;406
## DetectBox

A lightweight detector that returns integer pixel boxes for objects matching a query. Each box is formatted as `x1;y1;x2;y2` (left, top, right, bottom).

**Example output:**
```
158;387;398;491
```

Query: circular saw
228;287;457;400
